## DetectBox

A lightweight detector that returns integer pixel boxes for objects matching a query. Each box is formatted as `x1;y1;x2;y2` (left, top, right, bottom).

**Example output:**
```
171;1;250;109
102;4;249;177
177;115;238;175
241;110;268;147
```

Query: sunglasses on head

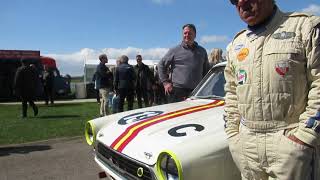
229;0;238;5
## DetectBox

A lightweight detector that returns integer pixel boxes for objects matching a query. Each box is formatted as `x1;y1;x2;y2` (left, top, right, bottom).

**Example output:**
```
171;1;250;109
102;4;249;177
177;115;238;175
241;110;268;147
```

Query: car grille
96;142;154;180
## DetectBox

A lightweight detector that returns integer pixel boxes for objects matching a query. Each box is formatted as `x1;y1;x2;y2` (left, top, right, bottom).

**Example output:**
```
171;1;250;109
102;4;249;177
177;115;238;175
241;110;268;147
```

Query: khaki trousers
228;125;318;180
99;88;109;116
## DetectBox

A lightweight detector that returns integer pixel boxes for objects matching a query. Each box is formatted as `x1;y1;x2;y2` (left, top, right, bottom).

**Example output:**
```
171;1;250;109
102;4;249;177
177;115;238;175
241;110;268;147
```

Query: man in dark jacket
114;55;136;112
42;65;55;105
96;54;113;116
14;57;39;118
134;55;155;108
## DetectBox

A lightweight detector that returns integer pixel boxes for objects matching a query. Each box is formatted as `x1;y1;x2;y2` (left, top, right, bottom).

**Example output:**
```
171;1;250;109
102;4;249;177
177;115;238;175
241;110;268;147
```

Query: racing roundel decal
237;69;247;85
118;111;163;125
237;48;249;62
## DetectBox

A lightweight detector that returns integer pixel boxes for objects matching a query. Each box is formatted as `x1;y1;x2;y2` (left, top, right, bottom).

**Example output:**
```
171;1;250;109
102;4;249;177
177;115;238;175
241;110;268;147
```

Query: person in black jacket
42;65;55;105
114;55;136;112
134;55;155;108
14;57;39;118
96;54;113;116
91;72;101;103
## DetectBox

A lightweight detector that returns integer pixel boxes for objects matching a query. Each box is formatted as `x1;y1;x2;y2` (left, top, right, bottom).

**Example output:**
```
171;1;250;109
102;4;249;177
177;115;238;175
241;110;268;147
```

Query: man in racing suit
224;0;320;179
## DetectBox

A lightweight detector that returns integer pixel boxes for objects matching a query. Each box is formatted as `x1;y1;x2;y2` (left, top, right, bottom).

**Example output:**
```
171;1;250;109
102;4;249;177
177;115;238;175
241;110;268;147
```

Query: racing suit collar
247;5;278;31
246;6;283;38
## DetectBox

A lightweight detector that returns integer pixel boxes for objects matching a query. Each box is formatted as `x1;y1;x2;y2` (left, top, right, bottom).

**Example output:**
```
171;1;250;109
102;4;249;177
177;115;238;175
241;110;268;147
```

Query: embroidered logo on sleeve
275;61;289;77
237;69;247;85
272;31;296;40
305;111;320;133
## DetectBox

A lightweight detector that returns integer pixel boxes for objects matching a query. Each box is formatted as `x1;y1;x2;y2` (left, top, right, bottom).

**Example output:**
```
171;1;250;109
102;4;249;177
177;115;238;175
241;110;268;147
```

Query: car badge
137;167;144;177
98;133;104;137
272;31;296;40
237;48;249;62
144;152;153;159
237;69;247;85
275;62;289;77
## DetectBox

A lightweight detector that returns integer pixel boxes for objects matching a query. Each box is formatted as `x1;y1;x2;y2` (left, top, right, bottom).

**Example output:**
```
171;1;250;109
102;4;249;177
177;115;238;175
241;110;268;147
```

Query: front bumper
94;142;156;180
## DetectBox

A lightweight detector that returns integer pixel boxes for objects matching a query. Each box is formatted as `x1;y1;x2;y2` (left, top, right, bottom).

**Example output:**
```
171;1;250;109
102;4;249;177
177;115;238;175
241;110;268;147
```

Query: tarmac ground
0;137;112;180
0;98;113;180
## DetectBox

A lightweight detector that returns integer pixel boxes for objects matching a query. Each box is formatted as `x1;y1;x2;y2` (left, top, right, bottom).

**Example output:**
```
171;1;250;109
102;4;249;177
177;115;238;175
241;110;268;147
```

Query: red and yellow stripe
110;100;224;152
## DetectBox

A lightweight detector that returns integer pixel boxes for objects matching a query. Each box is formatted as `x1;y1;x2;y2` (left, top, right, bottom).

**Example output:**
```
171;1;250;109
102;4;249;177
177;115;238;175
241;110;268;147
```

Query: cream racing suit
224;8;320;180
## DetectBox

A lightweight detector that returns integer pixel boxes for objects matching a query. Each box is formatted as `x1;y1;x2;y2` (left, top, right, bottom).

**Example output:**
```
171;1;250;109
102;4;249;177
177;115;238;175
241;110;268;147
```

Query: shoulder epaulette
286;12;310;18
232;29;246;41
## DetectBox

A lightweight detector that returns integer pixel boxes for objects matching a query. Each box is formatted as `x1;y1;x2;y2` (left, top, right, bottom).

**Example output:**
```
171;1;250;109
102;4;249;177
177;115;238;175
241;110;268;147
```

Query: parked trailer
0;50;70;101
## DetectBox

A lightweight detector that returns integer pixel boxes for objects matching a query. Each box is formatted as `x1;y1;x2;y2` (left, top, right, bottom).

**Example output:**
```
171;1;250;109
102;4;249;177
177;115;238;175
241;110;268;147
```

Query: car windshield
190;66;226;100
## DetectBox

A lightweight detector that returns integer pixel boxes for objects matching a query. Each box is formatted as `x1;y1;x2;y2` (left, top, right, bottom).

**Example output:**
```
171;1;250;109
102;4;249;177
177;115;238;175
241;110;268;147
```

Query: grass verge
0;102;100;145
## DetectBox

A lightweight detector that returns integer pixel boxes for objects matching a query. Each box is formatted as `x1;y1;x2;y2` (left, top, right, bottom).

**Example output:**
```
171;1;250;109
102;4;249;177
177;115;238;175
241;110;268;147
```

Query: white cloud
150;0;174;5
301;4;320;15
200;35;229;44
44;47;169;76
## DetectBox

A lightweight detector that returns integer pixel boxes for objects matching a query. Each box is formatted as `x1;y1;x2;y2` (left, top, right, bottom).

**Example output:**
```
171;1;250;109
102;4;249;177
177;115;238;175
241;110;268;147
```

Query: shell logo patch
237;69;247;85
237;48;249;62
275;62;289;77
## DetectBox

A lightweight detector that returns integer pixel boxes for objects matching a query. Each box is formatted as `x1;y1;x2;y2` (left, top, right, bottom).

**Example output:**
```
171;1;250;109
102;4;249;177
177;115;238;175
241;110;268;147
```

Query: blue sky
1;0;320;75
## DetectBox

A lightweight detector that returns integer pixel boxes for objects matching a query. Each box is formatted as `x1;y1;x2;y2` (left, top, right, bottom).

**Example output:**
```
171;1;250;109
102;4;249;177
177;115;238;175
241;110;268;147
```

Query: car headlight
85;121;96;146
156;151;183;180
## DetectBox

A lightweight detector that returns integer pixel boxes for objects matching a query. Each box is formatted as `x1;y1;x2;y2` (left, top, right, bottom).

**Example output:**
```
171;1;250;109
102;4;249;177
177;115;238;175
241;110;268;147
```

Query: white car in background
85;62;241;180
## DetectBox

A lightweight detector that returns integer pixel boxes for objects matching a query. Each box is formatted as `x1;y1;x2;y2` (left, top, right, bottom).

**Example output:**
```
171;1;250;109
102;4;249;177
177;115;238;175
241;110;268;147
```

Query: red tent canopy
40;56;56;68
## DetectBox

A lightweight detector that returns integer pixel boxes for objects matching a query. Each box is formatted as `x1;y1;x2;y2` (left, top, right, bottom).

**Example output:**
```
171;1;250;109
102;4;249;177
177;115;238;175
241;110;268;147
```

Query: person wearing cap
96;54;113;116
157;23;209;103
224;0;320;179
14;57;39;118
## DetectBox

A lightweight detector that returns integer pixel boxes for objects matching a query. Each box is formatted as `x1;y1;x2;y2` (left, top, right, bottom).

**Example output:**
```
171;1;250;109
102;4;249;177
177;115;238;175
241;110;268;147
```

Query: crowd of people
93;53;166;116
93;24;225;115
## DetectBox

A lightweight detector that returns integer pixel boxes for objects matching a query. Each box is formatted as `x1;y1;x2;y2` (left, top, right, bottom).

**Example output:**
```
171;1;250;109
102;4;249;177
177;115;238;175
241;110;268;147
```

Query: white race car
85;62;241;180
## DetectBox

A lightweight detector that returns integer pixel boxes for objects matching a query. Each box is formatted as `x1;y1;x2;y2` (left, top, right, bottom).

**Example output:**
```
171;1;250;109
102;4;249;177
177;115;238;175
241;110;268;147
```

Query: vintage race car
85;62;241;180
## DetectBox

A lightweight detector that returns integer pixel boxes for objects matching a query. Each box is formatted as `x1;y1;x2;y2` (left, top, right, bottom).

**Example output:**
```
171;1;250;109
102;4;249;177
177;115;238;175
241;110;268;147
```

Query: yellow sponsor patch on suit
237;48;249;61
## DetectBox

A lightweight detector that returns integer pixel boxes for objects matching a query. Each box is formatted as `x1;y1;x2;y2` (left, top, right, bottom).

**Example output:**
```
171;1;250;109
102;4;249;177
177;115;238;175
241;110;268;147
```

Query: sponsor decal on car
168;124;205;137
110;100;225;152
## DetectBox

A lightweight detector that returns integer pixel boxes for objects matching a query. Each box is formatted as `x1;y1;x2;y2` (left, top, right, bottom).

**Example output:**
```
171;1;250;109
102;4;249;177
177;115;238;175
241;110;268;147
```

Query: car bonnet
96;99;226;165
